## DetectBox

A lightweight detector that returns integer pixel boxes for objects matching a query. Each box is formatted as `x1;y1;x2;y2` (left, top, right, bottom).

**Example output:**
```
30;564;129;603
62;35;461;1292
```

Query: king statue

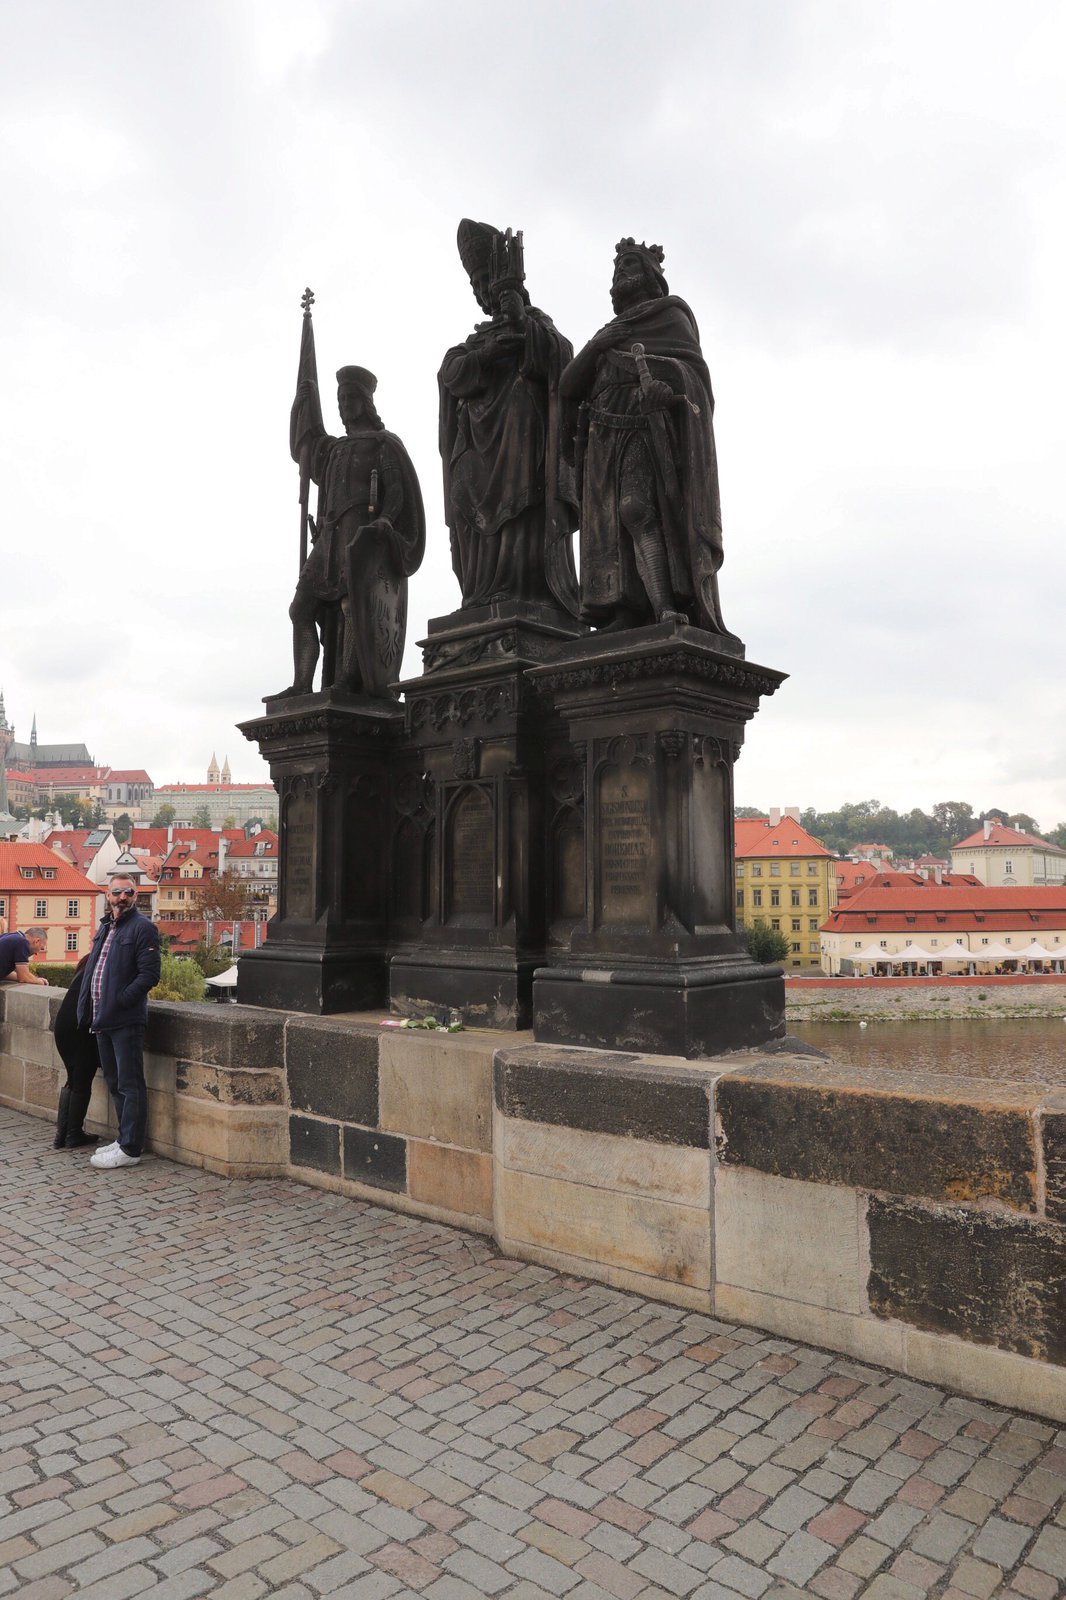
561;238;734;640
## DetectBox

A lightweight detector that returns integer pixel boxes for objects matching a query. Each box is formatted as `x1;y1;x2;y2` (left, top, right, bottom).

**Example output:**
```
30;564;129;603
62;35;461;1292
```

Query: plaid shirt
89;921;118;1028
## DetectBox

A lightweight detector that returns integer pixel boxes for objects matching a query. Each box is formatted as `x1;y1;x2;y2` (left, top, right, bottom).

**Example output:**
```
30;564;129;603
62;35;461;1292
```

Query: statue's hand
639;378;674;412
498;289;527;331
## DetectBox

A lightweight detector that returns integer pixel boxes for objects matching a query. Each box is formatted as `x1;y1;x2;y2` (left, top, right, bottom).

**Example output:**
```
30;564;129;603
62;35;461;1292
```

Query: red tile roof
953;822;1066;854
106;770;152;783
734;818;834;859
227;833;279;858
31;766;110;786
0;843;99;897
158;919;262;953
824;881;1066;934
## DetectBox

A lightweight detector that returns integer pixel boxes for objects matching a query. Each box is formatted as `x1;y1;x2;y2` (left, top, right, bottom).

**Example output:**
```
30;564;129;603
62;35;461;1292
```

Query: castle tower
207;751;220;784
221;756;232;783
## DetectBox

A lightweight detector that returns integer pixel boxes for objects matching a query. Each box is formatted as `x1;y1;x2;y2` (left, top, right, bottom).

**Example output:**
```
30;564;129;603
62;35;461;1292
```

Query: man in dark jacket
77;876;161;1170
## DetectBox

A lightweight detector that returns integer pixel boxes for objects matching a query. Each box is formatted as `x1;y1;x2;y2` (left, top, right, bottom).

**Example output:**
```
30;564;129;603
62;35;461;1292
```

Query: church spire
221;755;232;783
31;713;38;749
207;751;220;784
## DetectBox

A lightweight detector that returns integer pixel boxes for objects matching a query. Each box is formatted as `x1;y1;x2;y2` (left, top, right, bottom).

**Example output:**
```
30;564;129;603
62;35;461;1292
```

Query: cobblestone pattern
2;1106;1065;1599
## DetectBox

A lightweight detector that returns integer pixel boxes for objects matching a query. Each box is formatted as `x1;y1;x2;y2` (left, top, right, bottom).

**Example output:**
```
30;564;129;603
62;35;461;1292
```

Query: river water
789;1017;1066;1086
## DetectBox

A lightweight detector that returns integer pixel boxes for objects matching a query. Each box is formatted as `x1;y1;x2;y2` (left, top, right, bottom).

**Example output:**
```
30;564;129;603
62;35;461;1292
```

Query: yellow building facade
734;810;838;971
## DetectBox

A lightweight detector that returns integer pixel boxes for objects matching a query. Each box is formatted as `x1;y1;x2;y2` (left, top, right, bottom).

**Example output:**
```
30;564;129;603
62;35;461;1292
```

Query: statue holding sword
276;290;425;699
560;239;734;640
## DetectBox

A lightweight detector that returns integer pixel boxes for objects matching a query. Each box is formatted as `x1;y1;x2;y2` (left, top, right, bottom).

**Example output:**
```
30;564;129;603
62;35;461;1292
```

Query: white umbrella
1016;941;1055;963
889;945;933;964
970;942;1013;962
935;942;975;963
853;945;890;964
205;964;239;989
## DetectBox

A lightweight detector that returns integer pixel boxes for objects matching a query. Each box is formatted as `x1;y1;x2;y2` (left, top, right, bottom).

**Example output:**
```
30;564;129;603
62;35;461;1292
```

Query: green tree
744;919;791;965
1008;813;1040;836
191;868;250;922
1048;822;1066;850
734;805;765;820
192;804;212;827
151;803;176;827
222;814;237;829
113;812;132;843
193;937;232;979
150;953;206;1002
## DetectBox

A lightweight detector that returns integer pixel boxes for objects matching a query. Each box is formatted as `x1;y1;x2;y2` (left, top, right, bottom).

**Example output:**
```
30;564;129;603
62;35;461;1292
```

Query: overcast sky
2;1;1064;827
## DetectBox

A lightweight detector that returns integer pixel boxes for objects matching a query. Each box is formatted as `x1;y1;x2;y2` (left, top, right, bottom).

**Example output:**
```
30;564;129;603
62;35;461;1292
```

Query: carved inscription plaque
448;787;494;917
597;765;654;926
284;788;314;920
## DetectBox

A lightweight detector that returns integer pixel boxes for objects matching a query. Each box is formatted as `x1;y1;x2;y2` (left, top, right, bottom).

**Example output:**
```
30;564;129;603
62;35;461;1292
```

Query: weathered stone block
379;1033;492;1151
5;1022;58;1070
286;1020;378;1124
494;1048;711;1147
496;1165;710;1289
1043;1110;1066;1226
497;1114;710;1209
715;1168;865;1313
714;1284;907;1372
176;1061;284;1107
716;1074;1037;1210
0;1054;25;1103
146;1003;287;1069
289;1114;341;1175
868;1196;1066;1365
408;1140;492;1219
902;1327;1066;1425
1;987;55;1029
24;1061;60;1108
148;1089;285;1172
342;1126;406;1193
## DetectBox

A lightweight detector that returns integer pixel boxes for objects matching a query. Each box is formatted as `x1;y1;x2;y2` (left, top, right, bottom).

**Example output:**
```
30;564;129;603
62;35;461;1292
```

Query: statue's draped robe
571;294;726;632
439;307;578;613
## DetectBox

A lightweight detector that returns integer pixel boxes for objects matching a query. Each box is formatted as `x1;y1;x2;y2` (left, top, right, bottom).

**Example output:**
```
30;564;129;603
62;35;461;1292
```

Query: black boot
64;1088;98;1148
53;1085;72;1149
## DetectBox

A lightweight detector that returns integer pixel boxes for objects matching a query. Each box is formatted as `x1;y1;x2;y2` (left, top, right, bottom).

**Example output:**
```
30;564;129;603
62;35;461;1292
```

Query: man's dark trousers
96;1026;148;1157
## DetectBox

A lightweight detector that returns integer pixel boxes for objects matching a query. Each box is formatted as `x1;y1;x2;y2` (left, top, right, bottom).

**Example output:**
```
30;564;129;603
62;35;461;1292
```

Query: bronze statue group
276;227;735;702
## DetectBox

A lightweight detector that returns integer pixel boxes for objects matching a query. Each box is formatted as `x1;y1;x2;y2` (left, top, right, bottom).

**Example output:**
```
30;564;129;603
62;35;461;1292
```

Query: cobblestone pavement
2;1107;1065;1600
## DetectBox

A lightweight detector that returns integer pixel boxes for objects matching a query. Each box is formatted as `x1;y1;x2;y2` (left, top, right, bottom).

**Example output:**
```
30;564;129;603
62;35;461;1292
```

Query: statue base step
389;950;538;1030
236;944;387;1016
532;955;785;1059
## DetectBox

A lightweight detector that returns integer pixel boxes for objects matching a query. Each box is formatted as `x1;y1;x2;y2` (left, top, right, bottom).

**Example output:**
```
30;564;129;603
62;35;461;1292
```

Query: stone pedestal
237;689;403;1014
388;599;585;1028
527;622;788;1057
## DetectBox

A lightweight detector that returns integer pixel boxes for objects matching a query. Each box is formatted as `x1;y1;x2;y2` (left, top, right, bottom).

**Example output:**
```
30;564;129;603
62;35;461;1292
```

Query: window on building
1004;860;1013;874
67;899;79;918
752;889;762;907
735;863;744;877
1005;937;1012;944
809;941;820;954
790;942;800;953
19;866;34;879
790;863;800;876
808;889;819;906
807;863;818;876
879;940;887;948
981;937;988;945
42;868;56;879
770;863;781;876
35;899;47;918
790;889;800;906
770;889;780;906
66;931;79;953
736;890;744;908
854;941;862;949
178;889;185;901
810;919;820;932
751;864;762;877
791;918;801;932
771;918;781;930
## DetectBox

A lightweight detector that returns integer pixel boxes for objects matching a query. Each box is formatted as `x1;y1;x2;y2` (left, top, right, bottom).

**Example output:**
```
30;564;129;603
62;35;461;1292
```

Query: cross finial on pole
301;286;315;316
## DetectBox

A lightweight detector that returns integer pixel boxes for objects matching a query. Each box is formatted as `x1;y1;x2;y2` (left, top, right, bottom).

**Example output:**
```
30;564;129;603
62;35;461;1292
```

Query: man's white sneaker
95;1141;120;1156
90;1146;141;1170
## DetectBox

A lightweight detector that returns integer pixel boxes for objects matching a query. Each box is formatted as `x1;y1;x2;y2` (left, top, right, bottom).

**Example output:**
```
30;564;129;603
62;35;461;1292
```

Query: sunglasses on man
110;888;137;898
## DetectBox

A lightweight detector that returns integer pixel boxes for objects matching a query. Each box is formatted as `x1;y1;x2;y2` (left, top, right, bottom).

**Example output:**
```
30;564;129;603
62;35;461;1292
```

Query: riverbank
786;975;1066;1020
